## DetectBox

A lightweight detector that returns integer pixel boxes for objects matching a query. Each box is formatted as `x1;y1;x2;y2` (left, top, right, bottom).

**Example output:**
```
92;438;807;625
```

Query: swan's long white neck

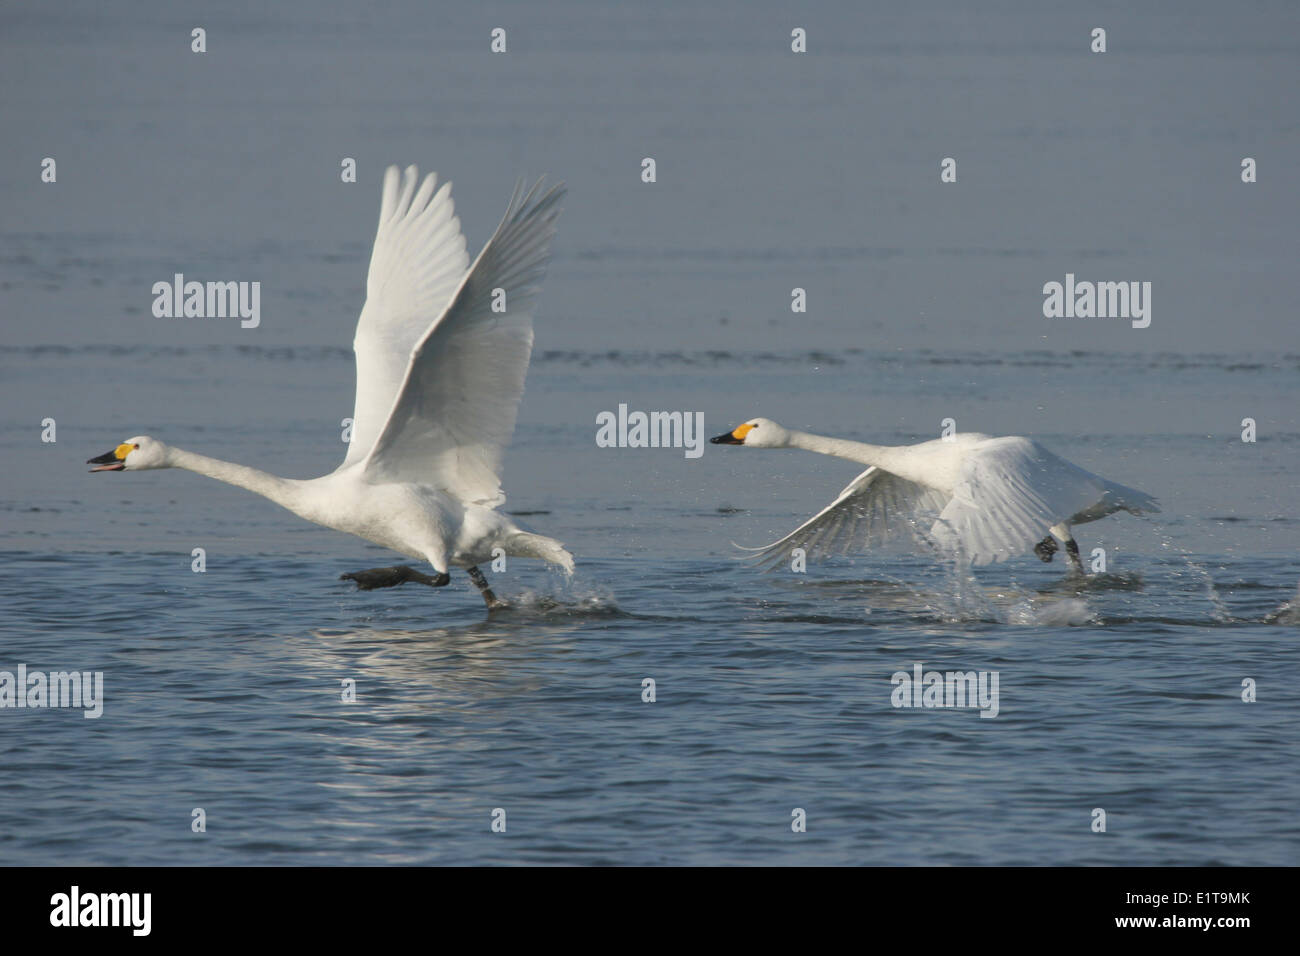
784;430;897;468
167;447;302;511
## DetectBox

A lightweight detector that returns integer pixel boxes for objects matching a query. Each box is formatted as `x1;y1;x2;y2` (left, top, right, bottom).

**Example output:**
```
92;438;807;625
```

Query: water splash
1156;534;1232;623
1263;581;1300;625
914;557;1096;627
1004;596;1096;627
491;574;621;617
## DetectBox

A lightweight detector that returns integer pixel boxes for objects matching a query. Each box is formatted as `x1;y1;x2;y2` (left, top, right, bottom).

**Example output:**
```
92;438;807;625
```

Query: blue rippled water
1;544;1298;865
3;348;1299;865
2;0;1298;865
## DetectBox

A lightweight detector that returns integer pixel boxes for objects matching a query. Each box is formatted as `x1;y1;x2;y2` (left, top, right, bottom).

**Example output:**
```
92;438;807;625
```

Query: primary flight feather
88;165;572;609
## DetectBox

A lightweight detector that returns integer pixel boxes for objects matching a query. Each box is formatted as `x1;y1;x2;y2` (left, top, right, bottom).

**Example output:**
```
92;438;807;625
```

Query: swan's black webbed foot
1034;536;1058;563
341;565;450;589
467;565;507;610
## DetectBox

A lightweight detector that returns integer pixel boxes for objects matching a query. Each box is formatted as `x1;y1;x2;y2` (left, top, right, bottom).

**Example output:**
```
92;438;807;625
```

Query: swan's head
710;417;790;448
87;436;169;472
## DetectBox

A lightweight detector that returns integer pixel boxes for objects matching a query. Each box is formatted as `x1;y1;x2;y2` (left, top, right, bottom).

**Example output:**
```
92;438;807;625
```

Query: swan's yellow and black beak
710;424;753;445
87;444;131;472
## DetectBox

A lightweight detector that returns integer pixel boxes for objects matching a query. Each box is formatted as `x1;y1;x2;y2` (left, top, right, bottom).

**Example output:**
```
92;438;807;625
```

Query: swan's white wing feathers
930;437;1110;565
740;466;950;571
345;165;471;467
360;177;566;505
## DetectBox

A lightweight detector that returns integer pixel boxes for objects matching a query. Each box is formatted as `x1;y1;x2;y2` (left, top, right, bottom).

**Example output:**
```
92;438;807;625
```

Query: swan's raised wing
359;177;566;505
344;165;471;467
929;437;1111;565
738;466;950;571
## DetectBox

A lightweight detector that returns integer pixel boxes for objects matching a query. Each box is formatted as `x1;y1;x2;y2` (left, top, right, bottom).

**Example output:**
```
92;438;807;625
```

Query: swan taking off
710;418;1159;572
88;165;573;609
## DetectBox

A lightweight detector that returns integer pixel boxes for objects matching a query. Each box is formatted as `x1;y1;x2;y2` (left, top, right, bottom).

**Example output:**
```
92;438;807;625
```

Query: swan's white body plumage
96;165;573;578
722;422;1157;569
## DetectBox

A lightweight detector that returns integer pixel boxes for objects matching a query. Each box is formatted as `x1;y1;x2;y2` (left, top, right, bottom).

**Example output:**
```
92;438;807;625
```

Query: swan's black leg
466;565;506;610
1064;538;1083;573
1034;536;1058;562
341;565;450;590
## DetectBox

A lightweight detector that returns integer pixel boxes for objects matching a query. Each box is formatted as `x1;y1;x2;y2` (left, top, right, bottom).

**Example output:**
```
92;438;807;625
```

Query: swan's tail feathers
1107;481;1161;516
507;531;576;574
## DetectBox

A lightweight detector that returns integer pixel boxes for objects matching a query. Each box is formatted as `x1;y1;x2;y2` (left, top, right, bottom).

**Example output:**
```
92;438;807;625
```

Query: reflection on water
2;525;1298;865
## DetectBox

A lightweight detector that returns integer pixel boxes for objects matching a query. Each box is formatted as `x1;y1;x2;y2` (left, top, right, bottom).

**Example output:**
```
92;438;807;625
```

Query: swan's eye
133;444;140;449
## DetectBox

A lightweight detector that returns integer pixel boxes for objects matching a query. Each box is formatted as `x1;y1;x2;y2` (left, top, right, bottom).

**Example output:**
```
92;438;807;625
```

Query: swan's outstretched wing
360;177;566;505
929;437;1115;565
344;165;471;467
738;467;950;571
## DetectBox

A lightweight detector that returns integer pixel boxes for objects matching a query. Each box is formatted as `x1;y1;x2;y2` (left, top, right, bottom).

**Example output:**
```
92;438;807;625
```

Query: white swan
710;418;1159;571
88;164;573;609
